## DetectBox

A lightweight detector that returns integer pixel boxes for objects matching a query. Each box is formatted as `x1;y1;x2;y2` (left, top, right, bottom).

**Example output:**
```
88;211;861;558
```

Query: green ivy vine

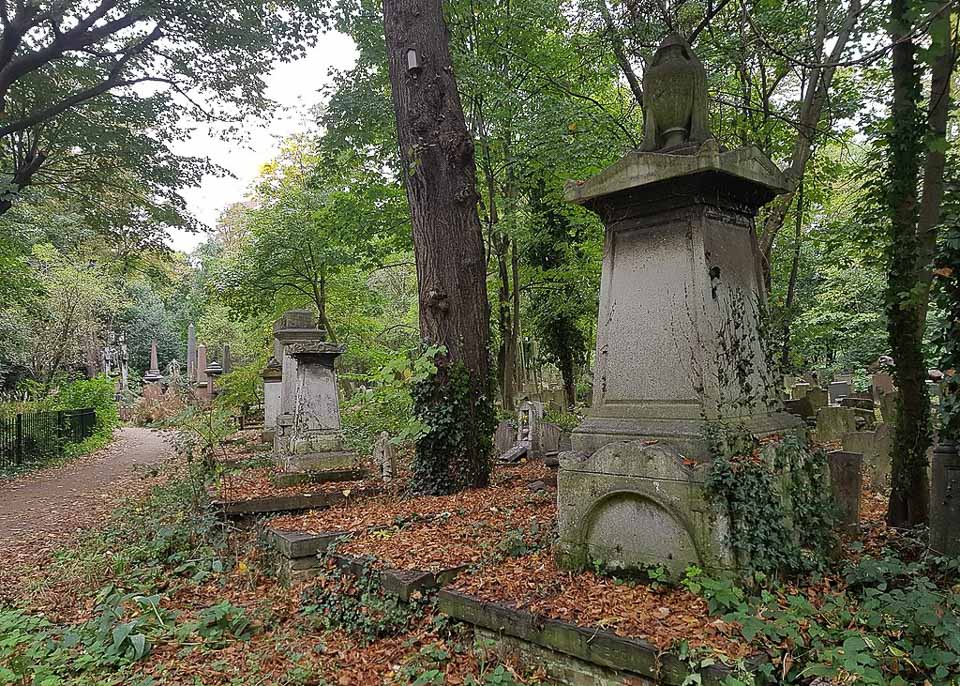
703;422;835;579
933;199;960;442
409;347;496;495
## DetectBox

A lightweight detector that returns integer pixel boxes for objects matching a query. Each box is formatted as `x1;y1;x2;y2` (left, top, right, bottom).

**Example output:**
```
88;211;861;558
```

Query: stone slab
263;528;347;559
285;450;356;472
270;467;365;488
816;406;857;443
328;554;466;602
438;590;754;686
214;486;378;517
828;451;863;533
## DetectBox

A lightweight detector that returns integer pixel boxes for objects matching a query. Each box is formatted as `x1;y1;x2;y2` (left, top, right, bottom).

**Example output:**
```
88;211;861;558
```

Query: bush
54;375;121;455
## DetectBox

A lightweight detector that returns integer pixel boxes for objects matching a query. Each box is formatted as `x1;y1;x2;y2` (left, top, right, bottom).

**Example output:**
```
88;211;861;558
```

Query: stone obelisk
186;323;197;381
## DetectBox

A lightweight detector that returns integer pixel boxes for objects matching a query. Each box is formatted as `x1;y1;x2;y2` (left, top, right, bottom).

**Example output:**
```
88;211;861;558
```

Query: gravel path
0;427;173;543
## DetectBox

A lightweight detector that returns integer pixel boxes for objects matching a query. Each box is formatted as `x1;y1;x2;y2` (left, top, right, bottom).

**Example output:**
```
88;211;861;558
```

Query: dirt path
0;427;173;544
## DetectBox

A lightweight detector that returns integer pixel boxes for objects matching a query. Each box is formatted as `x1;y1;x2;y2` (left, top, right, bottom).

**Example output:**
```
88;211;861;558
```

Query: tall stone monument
273;310;355;474
186;323;197;382
557;34;800;576
261;331;283;443
195;344;209;401
143;339;163;401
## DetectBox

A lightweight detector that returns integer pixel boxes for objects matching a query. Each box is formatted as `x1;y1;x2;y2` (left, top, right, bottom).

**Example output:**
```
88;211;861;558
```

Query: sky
165;32;358;254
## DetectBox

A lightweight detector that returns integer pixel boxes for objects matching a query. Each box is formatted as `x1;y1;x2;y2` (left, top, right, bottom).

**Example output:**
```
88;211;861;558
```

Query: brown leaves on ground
453;550;750;659
213;466;369;502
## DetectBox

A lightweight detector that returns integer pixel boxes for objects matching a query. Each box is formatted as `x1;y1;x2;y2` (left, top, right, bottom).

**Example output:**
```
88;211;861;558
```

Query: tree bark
780;180;803;369
383;0;494;493
884;0;935;529
0;147;46;215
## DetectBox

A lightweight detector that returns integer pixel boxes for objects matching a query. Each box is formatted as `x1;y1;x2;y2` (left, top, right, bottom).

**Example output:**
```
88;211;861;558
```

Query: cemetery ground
0;426;958;685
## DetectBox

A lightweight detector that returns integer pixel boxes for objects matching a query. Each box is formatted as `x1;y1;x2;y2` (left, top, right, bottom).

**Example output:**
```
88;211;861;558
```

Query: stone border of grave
270;467;366;488
213;486;380;517
261;525;466;594
437;590;762;686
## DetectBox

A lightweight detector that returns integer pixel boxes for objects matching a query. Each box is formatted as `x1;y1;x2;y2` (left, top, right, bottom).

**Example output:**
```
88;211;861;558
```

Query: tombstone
791;382;812;400
816;406;857;443
273;310;354;473
195;345;209;401
843;425;892;489
784;397;814;421
834;372;854;384
261;357;282;443
517;400;545;457
186;323;197;382
783;375;799;393
879;391;898;425
930;442;960;557
871;372;895;403
540;423;563;455
556;34;799;576
205;360;223;399
373;431;397;483
828;451;862;533
144;339;162;384
498;445;528;464
828;381;851;405
806;387;828;413
840;397;874;411
494;420;515;455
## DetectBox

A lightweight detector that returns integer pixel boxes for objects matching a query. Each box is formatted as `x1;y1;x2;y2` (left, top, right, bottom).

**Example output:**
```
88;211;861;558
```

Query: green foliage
692;549;960;684
54;374;121;447
932;189;960;441
301;563;427;644
703;423;835;578
410;352;496;495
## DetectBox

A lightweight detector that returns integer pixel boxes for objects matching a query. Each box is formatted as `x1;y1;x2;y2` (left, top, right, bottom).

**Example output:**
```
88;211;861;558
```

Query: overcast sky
165;31;358;254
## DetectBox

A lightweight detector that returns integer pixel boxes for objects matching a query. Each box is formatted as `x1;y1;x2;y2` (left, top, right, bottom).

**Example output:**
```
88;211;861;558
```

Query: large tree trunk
884;0;931;528
383;0;494;494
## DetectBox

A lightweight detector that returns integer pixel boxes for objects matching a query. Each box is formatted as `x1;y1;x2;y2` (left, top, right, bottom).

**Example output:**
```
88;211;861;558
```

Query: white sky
165;31;358;253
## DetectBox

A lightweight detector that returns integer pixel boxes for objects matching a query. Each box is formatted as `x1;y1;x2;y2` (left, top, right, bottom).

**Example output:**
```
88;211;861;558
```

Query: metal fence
0;408;97;471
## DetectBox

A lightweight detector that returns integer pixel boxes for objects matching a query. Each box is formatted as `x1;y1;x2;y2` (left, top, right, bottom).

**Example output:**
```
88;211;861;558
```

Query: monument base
571;411;803;460
556;441;735;578
286;450;357;473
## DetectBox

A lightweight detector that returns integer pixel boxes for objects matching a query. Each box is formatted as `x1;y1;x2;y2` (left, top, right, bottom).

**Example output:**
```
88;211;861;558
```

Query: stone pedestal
261;358;282;443
930;441;960;556
273;310;354;473
557;143;800;575
187;324;197;382
194;345;209;402
828;450;862;534
564;144;799;459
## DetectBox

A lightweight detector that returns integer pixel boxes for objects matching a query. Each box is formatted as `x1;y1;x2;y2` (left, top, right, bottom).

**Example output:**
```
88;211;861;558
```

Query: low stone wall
438;590;763;686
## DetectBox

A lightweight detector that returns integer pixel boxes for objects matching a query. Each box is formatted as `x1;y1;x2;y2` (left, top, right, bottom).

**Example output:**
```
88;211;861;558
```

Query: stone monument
930;441;960;556
195;344;209;401
557;34;800;576
143;339;163;401
273;310;355;474
204;359;223;400
186;323;197;382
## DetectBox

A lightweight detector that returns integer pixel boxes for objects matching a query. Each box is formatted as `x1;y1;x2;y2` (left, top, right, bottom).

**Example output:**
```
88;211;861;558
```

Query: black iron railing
0;408;97;471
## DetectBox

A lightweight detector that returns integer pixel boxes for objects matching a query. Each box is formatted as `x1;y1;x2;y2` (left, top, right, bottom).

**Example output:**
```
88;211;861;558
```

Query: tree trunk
885;0;931;528
383;0;494;494
0;148;46;215
780;180;803;369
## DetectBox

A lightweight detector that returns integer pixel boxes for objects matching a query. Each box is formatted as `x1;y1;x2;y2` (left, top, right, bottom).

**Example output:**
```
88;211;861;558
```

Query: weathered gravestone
142;339;163;401
517;400;545;457
373;431;397;483
828;381;851;405
784;397;814;422
879;391;898;425
791;382;812;400
494;420;515;455
843;425;892;489
540;423;563;455
557;34;800;576
261;358;282;443
273;310;355;473
806;387;828;413
872;372;895;400
828;451;862;534
195;344;209;401
930;442;960;557
816;406;857;442
204;360;222;400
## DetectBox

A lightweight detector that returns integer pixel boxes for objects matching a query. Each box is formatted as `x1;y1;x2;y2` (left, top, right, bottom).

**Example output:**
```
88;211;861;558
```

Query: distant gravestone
498;445;528;464
494;420;515;455
784;397;814;420
840;397;875;411
879;391;898;425
817;406;858;442
872;372;894;402
930;442;960;557
828;450;863;533
828;381;851;404
806;388;828;413
540;423;562;455
843;427;891;489
373;431;396;482
791;382;812;400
